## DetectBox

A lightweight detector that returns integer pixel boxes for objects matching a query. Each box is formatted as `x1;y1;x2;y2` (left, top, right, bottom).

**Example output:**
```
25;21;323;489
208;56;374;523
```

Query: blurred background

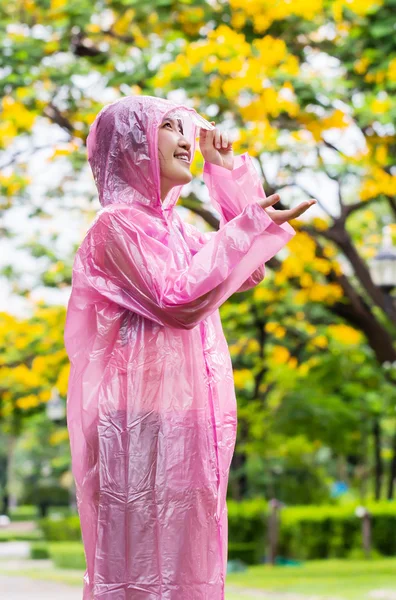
1;0;396;598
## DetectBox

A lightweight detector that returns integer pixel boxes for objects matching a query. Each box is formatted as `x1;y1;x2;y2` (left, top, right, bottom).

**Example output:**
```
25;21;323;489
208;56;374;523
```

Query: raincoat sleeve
203;152;296;291
84;201;295;330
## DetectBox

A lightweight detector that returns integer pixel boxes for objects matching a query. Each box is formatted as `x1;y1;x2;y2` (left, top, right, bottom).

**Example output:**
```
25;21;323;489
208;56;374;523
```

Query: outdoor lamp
369;224;396;293
46;387;65;422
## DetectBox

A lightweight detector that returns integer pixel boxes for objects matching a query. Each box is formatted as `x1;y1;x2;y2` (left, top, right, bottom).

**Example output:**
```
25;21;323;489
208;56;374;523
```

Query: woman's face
158;117;193;200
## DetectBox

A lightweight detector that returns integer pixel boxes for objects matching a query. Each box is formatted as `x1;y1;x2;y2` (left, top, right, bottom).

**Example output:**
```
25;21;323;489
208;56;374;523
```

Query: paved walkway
0;574;82;600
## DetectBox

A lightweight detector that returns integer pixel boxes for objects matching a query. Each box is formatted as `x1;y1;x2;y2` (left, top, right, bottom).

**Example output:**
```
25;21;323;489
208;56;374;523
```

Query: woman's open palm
199;122;317;223
261;194;317;223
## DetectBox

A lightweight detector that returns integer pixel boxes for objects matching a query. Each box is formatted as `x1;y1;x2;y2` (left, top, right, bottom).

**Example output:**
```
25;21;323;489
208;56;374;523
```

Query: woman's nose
178;135;191;150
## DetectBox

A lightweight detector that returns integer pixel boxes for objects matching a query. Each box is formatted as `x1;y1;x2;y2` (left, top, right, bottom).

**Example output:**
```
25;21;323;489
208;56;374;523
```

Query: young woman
64;95;316;600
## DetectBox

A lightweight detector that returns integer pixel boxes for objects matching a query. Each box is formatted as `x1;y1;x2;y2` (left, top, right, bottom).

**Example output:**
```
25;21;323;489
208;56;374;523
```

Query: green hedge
48;542;86;570
0;530;43;542
9;505;38;521
39;515;81;541
228;498;267;564
38;500;396;565
279;502;396;561
30;542;50;559
227;500;396;563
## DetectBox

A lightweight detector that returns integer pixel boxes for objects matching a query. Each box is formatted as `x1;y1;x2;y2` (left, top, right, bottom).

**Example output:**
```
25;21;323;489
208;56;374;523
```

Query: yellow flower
49;428;69;446
370;97;392;115
327;324;363;345
247;339;260;353
233;369;254;389
271;345;290;365
254;287;276;302
273;326;286;339
265;322;278;333
312;335;328;348
16;394;40;410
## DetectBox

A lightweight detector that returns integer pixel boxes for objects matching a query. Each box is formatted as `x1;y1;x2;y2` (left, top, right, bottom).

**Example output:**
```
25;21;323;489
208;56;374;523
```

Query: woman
64;95;316;600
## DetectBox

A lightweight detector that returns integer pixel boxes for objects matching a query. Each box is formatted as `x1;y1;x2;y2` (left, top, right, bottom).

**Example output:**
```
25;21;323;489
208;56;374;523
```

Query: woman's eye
164;122;172;128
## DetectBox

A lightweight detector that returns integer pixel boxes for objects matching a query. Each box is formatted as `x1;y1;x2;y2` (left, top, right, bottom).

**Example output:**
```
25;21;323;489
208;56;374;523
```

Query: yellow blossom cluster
154;27;300;126
49;428;70;446
31;349;67;376
0;364;44;391
233;121;280;156
297;356;320;376
298;109;350;142
177;7;206;36
332;0;383;21
233;368;255;389
253;287;277;303
387;58;396;83
230;0;324;33
47;142;80;162
268;345;293;366
370;96;392;115
265;322;287;339
360;166;396;200
0;172;31;204
327;324;363;345
56;363;71;396
16;394;40;410
0;96;36;149
294;283;344;305
311;335;329;349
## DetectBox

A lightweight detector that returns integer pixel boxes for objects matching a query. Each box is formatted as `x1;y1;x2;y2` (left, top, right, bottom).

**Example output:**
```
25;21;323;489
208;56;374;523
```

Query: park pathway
0;573;82;600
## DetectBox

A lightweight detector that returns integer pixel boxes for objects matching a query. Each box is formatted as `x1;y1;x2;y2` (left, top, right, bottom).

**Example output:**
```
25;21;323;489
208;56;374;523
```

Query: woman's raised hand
199;121;234;171
199;122;317;223
260;194;317;224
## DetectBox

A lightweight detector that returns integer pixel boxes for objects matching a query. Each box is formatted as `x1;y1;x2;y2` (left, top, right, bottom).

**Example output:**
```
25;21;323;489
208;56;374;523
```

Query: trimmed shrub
227;498;267;564
0;530;43;542
39;515;82;541
9;505;38;521
30;542;50;559
278;502;396;561
49;542;86;570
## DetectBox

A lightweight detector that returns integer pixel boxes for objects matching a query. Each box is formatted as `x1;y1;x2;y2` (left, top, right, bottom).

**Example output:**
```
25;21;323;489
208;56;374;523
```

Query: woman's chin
174;168;193;185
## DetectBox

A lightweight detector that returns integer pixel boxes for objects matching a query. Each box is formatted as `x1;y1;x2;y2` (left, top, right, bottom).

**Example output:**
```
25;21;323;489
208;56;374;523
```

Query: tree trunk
372;418;383;501
387;430;396;500
5;435;18;513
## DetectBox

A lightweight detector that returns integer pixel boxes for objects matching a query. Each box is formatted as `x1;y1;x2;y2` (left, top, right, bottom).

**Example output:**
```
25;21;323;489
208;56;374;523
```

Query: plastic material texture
64;94;296;600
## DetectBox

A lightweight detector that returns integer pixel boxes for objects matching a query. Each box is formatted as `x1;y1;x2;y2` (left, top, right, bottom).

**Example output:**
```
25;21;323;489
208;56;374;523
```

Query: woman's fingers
270;200;317;224
214;128;221;149
259;194;281;209
284;200;317;220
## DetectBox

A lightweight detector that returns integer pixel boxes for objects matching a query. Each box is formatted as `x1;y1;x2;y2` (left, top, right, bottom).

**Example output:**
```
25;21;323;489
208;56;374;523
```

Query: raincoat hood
86;95;215;214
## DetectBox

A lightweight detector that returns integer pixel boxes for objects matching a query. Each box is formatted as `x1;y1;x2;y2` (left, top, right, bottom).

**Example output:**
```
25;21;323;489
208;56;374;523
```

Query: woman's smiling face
158;116;193;201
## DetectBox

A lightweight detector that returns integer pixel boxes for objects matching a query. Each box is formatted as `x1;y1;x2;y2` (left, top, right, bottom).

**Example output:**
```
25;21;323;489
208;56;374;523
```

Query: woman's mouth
174;153;190;164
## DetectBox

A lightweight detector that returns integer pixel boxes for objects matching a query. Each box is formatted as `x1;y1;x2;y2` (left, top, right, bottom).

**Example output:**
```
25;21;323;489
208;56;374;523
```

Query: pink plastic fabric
64;95;296;600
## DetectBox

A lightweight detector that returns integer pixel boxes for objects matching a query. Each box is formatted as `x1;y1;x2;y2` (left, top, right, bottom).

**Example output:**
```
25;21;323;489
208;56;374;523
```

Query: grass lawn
227;557;396;599
1;557;396;599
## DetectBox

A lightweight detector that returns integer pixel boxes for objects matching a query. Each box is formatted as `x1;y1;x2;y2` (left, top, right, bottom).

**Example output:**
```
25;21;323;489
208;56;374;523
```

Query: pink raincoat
64;95;295;600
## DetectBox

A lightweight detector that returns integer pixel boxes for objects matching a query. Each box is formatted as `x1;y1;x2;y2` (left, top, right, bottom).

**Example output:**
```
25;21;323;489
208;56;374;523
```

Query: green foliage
39;515;81;541
227;501;396;564
9;504;38;521
228;498;267;564
0;530;43;542
279;503;396;560
48;541;86;570
30;541;50;559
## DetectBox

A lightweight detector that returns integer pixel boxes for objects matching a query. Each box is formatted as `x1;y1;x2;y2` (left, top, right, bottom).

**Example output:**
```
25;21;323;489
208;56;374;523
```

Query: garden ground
1;557;396;600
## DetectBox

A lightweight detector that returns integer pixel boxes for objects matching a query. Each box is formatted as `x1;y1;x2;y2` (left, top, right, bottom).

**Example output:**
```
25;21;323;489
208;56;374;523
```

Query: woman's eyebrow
163;117;184;133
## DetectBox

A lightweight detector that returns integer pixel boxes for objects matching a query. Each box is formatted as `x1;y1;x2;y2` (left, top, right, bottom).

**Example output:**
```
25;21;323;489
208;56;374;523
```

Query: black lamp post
369;224;396;311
